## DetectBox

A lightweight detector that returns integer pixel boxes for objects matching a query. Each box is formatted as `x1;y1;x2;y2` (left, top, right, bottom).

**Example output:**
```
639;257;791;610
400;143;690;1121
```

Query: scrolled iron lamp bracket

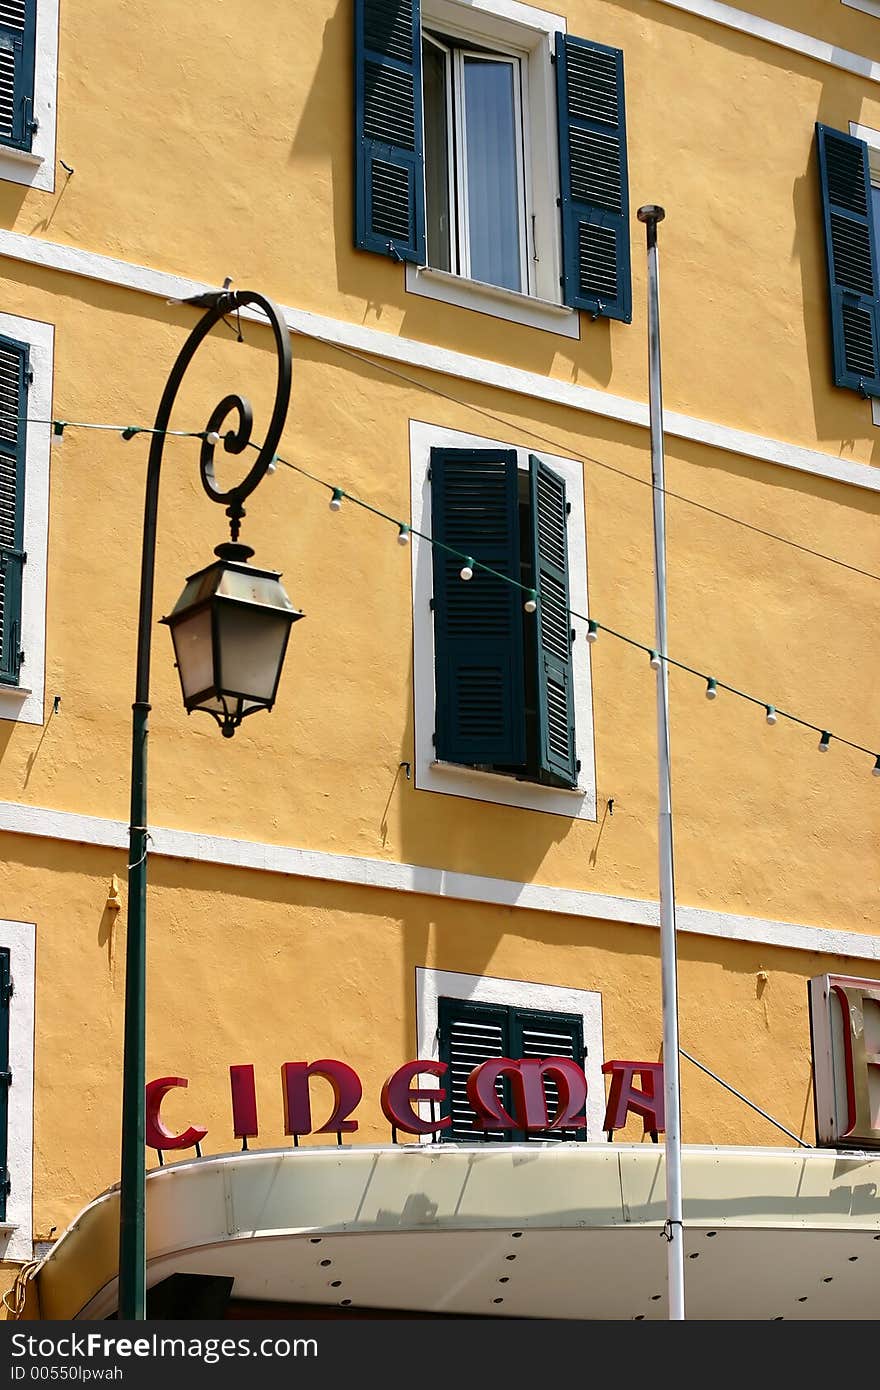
155;287;292;541
118;286;293;1322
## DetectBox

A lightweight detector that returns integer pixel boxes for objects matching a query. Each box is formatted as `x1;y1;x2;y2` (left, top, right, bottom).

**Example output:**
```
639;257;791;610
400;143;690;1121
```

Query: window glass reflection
423;39;452;273
463;57;522;292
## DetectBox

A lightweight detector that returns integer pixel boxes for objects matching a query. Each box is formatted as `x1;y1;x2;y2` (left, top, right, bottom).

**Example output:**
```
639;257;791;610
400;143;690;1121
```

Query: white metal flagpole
637;203;686;1320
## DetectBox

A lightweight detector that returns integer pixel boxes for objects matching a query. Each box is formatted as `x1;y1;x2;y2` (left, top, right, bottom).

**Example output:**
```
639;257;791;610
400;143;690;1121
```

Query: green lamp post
118;289;302;1319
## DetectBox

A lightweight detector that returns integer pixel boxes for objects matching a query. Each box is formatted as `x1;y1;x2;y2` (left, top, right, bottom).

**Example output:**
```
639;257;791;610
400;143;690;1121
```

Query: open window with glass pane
422;31;530;294
355;2;633;321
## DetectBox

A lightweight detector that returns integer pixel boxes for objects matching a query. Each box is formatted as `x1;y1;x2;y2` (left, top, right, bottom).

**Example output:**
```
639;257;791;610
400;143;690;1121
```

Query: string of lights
0;410;876;770
250;441;880;773
289;330;880;587
1;391;878;583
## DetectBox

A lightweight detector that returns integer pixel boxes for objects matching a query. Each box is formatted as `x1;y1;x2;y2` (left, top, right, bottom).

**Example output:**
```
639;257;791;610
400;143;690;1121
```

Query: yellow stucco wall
1;2;878;461
0;269;875;927
1;835;877;1244
0;0;877;1290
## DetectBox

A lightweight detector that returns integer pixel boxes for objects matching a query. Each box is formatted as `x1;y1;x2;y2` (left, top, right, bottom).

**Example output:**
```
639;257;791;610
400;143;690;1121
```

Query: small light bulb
206;430;221;447
524;591;537;614
52;421;65;445
397;524;410;547
267;456;277;474
460;558;474;581
705;678;718;701
765;705;777;726
649;650;661;670
586;620;599;643
329;487;344;513
873;755;880;777
818;731;831;753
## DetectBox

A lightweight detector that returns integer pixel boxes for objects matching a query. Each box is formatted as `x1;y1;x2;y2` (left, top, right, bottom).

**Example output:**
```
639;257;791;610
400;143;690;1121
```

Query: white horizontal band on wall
842;0;880;20
0;228;877;494
0;798;876;963
642;0;880;83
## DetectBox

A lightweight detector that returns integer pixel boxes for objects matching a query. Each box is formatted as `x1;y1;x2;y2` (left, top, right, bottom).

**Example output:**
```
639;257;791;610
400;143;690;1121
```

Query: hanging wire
1;1259;41;1318
127;831;153;871
285;329;880;586
255;441;880;766
0;406;875;764
0;412;213;441
1;376;878;581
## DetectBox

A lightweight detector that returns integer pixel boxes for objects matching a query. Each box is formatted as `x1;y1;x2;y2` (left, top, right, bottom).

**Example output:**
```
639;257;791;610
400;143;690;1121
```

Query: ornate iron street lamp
119;290;302;1320
162;543;301;737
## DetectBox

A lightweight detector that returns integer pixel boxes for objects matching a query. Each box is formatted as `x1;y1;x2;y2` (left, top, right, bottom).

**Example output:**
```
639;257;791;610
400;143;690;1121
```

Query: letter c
381;1060;451;1134
145;1076;208;1151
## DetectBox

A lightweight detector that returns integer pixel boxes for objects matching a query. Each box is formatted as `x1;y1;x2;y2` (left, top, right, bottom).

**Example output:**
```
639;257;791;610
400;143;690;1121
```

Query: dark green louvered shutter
530;457;576;788
0;948;10;1221
438;997;586;1144
509;1006;586;1141
555;33;631;323
0;0;37;153
816;125;880;399
355;0;425;263
438;996;512;1142
0;335;27;686
431;448;526;767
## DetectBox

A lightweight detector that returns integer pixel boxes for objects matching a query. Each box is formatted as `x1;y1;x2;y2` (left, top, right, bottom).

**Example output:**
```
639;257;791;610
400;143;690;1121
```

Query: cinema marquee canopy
31;973;880;1320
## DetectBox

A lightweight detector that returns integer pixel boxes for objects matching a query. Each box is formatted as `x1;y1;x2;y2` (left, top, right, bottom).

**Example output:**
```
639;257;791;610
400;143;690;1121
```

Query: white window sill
0;684;33;702
873;398;880;427
432;759;587;795
0;1222;21;1234
0;683;40;727
0;146;51;192
0;146;43;167
842;0;880;18
405;264;580;339
427;758;595;820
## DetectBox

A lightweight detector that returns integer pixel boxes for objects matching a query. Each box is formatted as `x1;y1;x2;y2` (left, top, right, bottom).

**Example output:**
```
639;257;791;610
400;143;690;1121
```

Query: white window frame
422;32;457;275
0;0;59;193
0;312;52;725
0;919;35;1263
424;34;530;294
407;0;578;339
409;418;597;821
849;122;880;428
415;966;606;1142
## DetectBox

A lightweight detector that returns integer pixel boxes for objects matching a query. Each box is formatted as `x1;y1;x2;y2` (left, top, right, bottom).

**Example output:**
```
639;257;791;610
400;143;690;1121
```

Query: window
0;0;59;192
415;968;605;1142
0;920;35;1262
0;312;52;726
438;996;586;1141
0;0;36;153
0;333;29;687
431;446;576;788
815;123;880;399
422;33;529;294
847;123;880;425
410;421;596;820
354;0;632;325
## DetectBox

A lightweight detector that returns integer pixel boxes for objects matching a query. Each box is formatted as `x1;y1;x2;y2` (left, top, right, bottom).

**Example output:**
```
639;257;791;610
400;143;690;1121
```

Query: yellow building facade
0;0;878;1320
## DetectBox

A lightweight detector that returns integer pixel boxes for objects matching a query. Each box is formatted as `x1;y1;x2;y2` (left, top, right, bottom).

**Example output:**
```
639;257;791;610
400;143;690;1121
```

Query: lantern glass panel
215;601;292;703
169;608;214;701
